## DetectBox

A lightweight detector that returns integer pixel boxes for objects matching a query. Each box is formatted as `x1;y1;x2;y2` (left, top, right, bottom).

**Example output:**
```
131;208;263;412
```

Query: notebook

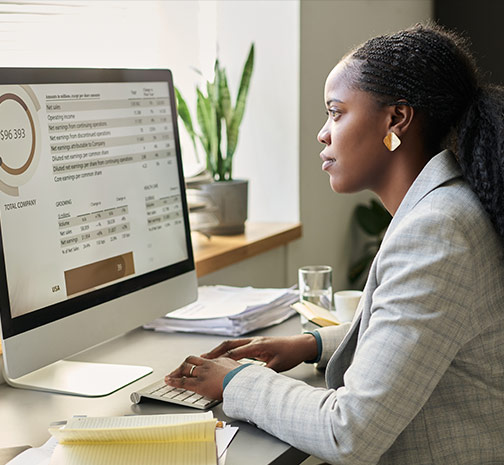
48;412;217;465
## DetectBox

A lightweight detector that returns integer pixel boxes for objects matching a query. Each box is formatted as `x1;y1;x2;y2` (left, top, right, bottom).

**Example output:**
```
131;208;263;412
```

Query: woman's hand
165;334;318;400
165;355;240;400
201;334;318;373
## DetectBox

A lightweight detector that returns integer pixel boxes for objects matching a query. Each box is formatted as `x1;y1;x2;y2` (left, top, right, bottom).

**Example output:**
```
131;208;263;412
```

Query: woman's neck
376;147;435;215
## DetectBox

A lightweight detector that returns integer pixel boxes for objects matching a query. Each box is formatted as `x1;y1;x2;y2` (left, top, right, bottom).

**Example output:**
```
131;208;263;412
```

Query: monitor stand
3;360;152;397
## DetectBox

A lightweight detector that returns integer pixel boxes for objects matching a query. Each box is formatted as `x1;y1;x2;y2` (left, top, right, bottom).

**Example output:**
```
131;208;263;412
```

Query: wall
434;0;504;85
213;1;301;224
0;1;187;67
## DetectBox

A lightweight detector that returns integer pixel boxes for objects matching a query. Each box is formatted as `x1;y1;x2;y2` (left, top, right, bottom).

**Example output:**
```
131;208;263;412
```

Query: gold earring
383;132;401;151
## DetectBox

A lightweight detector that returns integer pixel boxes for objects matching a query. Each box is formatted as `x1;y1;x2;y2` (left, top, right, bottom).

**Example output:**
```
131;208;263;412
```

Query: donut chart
0;88;40;194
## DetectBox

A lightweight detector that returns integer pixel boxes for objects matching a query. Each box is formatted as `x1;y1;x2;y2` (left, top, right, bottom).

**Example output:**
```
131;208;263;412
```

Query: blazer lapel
383;150;462;243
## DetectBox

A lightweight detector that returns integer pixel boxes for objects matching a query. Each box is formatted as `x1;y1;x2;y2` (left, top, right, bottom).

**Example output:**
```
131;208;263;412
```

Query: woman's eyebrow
326;98;344;106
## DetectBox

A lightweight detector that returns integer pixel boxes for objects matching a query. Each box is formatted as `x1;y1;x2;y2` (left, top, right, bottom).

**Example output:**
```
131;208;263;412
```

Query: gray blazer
223;150;504;464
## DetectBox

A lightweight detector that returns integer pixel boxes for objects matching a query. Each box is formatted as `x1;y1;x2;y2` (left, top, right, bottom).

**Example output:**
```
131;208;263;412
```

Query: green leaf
206;80;217;112
196;88;213;173
218;68;232;126
222;156;233;181
174;88;194;136
198;86;220;179
206;81;223;179
235;44;255;114
227;43;255;158
355;200;391;236
195;89;210;147
174;87;200;161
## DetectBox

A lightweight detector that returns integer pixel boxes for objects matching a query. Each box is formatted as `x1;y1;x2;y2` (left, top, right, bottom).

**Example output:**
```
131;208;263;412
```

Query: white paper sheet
6;437;58;465
216;425;239;458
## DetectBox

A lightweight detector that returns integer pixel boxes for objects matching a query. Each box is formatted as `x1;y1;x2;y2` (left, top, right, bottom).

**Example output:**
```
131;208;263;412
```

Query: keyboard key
184;392;203;403
194;397;213;407
156;385;176;396
172;391;196;402
148;382;167;394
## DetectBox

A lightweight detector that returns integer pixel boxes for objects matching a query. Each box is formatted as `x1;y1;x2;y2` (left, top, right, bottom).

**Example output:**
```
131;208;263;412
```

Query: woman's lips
322;160;334;170
321;155;336;171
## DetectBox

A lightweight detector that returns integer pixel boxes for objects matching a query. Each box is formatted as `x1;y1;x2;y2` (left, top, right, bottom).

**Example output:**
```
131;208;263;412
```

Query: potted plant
348;199;392;288
175;43;254;235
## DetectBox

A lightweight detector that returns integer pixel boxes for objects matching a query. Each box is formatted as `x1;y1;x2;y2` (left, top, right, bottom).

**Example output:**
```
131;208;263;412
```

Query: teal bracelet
303;330;322;363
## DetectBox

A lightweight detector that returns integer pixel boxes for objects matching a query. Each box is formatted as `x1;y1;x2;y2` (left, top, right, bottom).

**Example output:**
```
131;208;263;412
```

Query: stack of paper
144;285;298;337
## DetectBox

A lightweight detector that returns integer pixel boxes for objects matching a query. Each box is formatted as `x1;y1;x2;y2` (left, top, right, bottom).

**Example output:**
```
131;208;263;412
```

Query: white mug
334;290;362;322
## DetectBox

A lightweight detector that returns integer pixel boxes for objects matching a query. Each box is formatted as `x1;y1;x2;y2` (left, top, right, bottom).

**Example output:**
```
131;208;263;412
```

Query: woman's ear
387;100;415;137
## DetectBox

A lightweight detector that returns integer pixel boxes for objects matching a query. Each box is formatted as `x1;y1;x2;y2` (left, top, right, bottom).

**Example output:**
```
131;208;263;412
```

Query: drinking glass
298;265;333;330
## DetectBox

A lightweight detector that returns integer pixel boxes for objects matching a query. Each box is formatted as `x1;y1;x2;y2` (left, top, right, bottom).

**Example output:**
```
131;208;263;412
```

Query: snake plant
175;43;254;181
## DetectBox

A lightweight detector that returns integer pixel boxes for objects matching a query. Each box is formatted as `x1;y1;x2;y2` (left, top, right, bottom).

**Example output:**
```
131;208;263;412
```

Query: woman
166;24;504;464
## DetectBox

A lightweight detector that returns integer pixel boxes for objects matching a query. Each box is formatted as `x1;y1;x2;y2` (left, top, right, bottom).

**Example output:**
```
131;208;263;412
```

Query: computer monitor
0;68;197;396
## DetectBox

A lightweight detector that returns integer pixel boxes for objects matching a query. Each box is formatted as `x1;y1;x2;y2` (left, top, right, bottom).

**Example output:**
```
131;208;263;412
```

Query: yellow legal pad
49;412;217;465
292;301;341;327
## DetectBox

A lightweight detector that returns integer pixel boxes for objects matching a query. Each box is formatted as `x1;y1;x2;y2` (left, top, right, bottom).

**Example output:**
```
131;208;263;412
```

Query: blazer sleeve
223;205;479;465
315;323;351;367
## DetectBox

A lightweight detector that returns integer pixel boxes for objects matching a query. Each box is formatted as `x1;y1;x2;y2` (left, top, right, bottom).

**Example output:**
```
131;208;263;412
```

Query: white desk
0;316;325;465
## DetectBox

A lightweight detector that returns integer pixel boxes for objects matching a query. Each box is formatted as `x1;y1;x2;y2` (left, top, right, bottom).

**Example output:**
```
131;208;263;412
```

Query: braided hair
346;23;504;241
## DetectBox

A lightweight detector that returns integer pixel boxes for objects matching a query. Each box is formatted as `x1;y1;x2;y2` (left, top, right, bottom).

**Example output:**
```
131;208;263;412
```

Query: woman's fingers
201;338;252;359
222;343;266;361
167;355;204;378
165;356;242;401
164;373;199;392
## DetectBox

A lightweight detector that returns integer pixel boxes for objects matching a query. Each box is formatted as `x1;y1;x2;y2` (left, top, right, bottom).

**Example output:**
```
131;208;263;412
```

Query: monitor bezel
0;68;195;340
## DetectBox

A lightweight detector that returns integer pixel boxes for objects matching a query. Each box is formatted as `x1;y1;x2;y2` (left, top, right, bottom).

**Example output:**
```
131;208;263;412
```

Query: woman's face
317;60;393;194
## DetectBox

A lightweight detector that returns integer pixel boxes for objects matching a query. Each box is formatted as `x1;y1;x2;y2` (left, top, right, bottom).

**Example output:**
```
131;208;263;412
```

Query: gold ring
189;365;196;377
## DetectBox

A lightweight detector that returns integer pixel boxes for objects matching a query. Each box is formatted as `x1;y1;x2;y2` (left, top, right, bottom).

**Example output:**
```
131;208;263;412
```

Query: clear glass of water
298;265;333;331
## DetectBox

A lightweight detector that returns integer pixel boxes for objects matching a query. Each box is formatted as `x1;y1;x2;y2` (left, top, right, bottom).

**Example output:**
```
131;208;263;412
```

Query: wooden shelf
0;222;302;357
193;222;302;277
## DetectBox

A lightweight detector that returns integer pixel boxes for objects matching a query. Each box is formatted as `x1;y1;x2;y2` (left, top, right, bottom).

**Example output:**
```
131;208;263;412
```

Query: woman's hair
347;23;504;241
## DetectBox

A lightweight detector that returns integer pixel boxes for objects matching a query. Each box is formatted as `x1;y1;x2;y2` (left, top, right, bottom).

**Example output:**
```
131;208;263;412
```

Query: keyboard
130;358;265;409
130;378;219;409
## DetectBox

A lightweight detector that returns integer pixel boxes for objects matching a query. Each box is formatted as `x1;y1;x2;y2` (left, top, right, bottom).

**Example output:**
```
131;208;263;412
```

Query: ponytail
456;86;504;239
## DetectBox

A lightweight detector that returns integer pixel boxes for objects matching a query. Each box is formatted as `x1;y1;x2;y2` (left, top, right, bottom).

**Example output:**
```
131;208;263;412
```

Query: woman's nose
317;122;330;145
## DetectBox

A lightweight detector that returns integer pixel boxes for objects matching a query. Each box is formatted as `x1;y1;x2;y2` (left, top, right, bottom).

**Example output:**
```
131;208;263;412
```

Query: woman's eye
325;108;341;120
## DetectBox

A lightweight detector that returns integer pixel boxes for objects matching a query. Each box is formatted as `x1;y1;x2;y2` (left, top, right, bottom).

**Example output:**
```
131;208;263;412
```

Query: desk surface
0;316;325;465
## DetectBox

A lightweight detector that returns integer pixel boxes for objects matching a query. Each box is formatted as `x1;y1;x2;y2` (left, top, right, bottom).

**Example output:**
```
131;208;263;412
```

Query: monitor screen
0;69;197;394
